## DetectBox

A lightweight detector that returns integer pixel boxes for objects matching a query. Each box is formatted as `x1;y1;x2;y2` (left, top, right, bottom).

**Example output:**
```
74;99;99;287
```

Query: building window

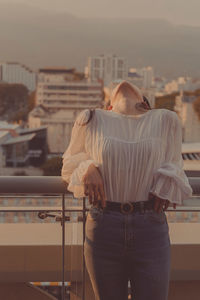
118;60;124;68
94;70;100;79
117;70;123;79
94;59;100;68
106;58;111;74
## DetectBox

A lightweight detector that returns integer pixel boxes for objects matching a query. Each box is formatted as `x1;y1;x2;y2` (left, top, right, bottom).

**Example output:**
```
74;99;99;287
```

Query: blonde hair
110;80;143;105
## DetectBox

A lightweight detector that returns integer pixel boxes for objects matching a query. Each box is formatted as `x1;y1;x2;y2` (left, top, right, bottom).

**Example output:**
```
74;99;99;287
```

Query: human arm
61;109;106;206
149;111;193;211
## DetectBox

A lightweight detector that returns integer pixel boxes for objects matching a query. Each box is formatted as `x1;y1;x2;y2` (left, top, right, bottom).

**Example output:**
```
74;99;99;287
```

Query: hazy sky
1;0;200;26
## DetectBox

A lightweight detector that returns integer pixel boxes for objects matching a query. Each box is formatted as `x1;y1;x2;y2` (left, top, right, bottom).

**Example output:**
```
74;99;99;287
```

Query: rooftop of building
182;142;200;153
18;126;47;135
0;121;20;130
0;131;10;139
0;62;35;73
39;67;76;74
128;72;142;78
2;133;35;146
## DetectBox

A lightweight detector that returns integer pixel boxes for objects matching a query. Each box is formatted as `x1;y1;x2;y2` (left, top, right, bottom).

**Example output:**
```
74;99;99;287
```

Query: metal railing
0;176;88;300
0;176;199;300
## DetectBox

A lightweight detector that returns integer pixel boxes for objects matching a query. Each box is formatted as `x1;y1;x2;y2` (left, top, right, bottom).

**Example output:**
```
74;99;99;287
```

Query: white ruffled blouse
61;108;193;205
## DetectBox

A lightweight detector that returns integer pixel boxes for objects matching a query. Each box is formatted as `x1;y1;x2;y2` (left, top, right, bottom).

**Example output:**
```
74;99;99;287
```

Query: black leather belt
98;199;155;214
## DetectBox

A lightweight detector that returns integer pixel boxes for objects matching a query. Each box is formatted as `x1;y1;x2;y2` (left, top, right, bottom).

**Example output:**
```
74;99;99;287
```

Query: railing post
82;197;86;300
62;193;65;300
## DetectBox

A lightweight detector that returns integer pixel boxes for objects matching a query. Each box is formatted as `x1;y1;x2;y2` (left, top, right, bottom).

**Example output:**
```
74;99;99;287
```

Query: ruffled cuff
67;160;100;198
149;162;193;205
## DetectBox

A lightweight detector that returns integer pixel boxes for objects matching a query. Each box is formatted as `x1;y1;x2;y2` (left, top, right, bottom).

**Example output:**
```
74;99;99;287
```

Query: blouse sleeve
149;111;193;205
61;109;100;198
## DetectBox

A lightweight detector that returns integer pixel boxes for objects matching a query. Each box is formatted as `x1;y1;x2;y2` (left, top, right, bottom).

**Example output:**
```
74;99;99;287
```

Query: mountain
0;3;200;78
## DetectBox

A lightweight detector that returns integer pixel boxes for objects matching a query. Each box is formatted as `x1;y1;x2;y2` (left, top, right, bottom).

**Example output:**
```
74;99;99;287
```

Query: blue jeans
84;206;171;300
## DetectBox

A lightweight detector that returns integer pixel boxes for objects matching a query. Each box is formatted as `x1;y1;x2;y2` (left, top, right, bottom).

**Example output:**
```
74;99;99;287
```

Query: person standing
61;80;193;300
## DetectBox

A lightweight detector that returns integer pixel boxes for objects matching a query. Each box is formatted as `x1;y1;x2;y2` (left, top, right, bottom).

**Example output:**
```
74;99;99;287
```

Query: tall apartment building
29;68;103;153
36;68;103;112
86;54;127;87
141;66;154;89
0;62;36;92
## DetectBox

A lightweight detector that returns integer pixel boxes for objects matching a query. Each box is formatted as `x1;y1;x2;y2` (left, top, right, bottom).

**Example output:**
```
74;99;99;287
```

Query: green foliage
40;156;63;176
155;92;179;111
0;83;37;122
0;83;29;121
28;91;36;112
10;109;28;122
193;96;200;121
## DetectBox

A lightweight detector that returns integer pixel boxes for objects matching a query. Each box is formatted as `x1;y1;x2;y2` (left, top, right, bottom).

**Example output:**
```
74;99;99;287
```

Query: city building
165;77;200;94
0;130;11;167
174;91;200;143
182;142;200;176
36;68;103;112
30;68;103;153
127;68;143;88
153;77;167;95
138;66;154;89
0;62;36;92
0;121;47;168
29;106;74;154
17;126;48;166
128;67;154;89
86;54;127;86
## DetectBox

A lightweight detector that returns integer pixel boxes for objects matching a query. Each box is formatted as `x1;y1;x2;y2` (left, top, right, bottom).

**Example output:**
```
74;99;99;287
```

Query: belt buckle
120;202;134;214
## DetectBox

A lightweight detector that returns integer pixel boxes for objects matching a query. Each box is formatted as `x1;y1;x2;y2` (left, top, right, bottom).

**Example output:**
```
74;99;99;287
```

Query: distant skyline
1;0;200;27
0;0;200;77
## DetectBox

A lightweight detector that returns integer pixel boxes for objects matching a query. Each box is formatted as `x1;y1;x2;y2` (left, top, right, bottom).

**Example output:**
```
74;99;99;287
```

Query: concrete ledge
0;176;199;195
0;176;68;194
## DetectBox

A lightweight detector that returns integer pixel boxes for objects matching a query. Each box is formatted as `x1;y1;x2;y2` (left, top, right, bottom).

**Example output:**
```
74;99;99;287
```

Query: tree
155;92;179;111
40;157;63;176
193;97;200;121
0;83;29;121
0;84;37;123
28;91;36;112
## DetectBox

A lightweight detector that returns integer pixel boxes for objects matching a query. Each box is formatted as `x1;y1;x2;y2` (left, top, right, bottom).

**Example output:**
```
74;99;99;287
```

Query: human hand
149;192;176;213
82;164;107;208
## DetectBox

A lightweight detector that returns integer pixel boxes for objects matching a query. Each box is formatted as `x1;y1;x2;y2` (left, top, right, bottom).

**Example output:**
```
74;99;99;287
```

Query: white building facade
139;66;154;89
30;68;103;153
36;68;103;112
86;54;127;87
0;62;36;92
29;107;75;153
